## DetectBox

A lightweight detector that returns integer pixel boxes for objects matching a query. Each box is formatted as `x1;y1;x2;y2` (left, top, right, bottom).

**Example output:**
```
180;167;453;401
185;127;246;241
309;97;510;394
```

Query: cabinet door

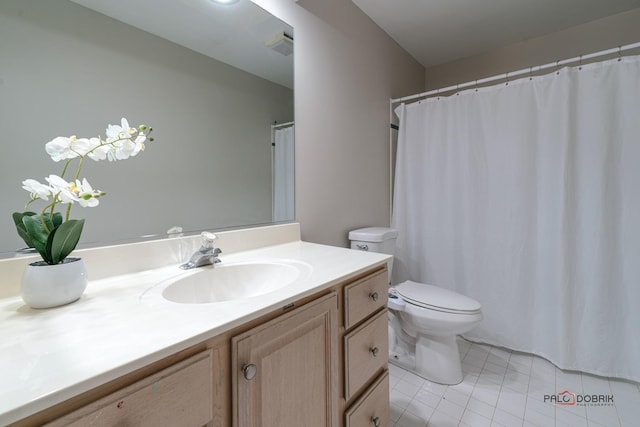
232;292;338;427
46;350;213;427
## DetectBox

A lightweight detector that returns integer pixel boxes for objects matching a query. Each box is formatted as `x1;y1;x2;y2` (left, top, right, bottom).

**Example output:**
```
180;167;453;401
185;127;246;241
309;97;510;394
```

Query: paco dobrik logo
544;390;614;406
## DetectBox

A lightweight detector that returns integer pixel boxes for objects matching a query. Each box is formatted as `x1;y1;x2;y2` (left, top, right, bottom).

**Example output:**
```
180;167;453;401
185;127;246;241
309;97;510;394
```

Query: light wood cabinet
45;350;213;427
13;264;389;427
343;268;388;330
232;292;338;427
344;310;388;400
344;372;389;427
342;268;390;427
227;265;390;427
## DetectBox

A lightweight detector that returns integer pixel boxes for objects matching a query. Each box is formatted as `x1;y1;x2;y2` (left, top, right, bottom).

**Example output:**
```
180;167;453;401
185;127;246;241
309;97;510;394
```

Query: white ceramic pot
21;257;88;309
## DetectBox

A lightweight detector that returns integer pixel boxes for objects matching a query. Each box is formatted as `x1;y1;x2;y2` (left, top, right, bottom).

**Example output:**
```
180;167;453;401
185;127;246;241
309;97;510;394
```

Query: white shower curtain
391;56;640;381
273;125;295;222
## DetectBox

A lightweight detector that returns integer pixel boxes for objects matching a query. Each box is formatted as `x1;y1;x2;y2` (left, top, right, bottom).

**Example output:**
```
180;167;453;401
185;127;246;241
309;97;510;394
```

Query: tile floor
389;338;640;427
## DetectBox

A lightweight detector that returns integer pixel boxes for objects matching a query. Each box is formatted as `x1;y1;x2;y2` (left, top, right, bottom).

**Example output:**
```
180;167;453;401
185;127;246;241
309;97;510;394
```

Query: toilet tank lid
348;227;398;242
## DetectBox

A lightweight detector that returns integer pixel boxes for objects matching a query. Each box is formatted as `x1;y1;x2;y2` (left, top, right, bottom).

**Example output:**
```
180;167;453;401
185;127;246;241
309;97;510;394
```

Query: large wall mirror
0;0;294;256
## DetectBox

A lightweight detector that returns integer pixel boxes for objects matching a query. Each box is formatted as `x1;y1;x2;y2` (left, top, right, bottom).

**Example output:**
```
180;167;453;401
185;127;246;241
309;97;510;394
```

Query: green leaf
45;226;56;263
50;219;84;264
22;215;52;263
50;212;63;228
41;213;55;233
12;211;35;227
12;212;36;248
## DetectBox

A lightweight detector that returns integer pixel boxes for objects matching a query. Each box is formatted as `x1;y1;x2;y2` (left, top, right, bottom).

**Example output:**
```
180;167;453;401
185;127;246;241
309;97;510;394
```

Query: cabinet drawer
344;309;388;400
47;350;213;427
344;268;388;329
345;371;389;427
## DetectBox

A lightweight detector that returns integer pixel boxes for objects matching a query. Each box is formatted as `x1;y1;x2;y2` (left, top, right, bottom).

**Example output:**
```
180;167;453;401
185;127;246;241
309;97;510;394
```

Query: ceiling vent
266;32;294;56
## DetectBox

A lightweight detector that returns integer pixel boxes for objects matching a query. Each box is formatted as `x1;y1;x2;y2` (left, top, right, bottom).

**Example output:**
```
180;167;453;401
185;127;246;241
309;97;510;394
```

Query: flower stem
60;159;71;180
73;156;84;181
40;204;54;233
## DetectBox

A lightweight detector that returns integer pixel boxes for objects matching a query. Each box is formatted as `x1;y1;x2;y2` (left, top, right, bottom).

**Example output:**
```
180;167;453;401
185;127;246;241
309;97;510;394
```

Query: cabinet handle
371;416;381;427
369;292;379;302
370;346;379;357
242;364;257;380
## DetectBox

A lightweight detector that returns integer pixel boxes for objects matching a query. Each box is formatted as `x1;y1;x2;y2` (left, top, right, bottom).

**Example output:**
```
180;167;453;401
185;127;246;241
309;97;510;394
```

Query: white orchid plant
13;118;153;265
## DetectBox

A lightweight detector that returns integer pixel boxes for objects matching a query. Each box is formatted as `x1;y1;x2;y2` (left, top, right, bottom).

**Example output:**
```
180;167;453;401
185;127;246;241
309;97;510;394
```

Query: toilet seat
394;281;481;315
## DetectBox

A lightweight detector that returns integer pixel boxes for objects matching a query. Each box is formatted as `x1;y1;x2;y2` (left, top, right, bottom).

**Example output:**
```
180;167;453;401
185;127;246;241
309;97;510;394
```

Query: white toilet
349;227;483;385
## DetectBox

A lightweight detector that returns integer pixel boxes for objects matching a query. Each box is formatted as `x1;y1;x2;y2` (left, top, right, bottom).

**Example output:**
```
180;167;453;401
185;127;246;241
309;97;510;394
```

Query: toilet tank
349;227;398;279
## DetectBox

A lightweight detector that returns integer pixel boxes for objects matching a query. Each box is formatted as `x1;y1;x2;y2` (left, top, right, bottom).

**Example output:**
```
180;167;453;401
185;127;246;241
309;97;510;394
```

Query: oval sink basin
153;260;311;304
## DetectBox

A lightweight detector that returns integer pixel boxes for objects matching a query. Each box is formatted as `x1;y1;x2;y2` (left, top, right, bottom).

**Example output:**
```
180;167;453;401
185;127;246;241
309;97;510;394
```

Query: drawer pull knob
372;416;381;427
370;346;379;357
242;364;257;380
369;292;379;302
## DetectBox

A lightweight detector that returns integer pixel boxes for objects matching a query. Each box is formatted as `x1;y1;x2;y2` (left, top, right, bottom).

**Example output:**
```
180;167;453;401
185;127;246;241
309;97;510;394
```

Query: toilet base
388;310;468;385
389;351;416;372
390;332;464;385
415;334;463;385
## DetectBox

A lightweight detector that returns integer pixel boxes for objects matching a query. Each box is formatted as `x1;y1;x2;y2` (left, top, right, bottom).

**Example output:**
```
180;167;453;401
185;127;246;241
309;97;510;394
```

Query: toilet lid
394;280;481;314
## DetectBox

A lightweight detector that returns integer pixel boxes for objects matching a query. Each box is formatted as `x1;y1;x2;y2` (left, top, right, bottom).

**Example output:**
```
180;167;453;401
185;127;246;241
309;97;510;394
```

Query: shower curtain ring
475;80;478;92
529;66;533;81
505;71;509;85
618;46;622;62
579;54;583;70
556;60;561;75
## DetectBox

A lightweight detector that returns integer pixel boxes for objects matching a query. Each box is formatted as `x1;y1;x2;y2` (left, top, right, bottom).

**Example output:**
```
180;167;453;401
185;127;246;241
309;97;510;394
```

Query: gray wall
424;8;640;91
253;0;426;247
0;0;293;252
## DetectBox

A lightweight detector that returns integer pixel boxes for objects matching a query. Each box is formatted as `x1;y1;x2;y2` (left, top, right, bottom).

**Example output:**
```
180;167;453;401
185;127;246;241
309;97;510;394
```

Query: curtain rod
391;41;640;105
271;121;294;129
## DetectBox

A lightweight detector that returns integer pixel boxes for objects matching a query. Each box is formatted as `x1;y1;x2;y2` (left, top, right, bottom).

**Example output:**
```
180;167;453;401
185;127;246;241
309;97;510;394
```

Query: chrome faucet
180;232;222;270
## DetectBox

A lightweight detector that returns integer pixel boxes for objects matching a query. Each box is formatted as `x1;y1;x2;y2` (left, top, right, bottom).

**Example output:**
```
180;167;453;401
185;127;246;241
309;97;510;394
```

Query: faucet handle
201;231;218;249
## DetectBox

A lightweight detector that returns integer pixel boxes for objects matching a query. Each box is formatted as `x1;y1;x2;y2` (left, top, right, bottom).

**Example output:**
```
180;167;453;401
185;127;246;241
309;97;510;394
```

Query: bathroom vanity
0;224;390;427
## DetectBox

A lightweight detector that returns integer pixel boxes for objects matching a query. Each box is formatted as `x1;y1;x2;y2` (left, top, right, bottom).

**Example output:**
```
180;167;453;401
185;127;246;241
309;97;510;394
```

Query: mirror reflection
0;0;294;255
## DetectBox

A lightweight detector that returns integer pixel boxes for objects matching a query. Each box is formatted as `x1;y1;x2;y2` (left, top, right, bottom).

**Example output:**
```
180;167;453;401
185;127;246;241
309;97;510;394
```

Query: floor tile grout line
521;352;536;427
611;376;626;427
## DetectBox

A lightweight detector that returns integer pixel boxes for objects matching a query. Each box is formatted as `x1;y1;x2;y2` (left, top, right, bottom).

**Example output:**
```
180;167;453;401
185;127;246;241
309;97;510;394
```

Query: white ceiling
69;0;294;88
351;0;640;68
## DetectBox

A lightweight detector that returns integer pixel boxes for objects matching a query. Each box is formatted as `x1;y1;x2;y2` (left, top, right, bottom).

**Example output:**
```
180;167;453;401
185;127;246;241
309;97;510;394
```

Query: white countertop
0;240;389;425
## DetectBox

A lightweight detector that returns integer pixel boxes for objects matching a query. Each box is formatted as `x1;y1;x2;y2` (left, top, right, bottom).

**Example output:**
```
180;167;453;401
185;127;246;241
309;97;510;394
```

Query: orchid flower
22;179;52;202
14;118;153;264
